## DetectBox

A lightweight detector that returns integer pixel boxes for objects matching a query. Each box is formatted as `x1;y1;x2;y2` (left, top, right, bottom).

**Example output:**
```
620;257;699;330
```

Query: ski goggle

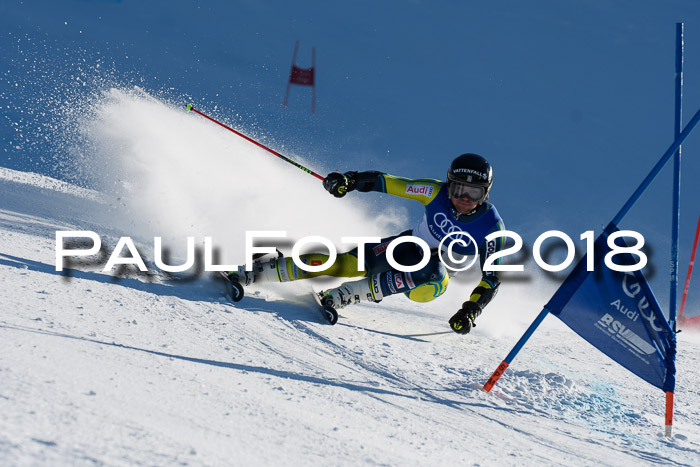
448;182;486;202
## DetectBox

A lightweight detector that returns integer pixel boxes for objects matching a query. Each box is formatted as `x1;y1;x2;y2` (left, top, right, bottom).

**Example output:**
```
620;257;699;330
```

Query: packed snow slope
2;92;700;465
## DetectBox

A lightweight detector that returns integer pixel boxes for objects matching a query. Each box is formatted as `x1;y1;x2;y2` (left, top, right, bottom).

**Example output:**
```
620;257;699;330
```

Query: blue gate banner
545;224;676;392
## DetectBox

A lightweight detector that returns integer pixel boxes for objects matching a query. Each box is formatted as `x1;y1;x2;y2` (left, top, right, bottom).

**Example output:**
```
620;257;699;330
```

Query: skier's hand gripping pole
322;172;349;198
449;301;482;335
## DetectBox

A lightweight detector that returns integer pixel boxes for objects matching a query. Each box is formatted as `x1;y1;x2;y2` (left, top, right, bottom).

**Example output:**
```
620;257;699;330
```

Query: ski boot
227;257;286;285
222;253;284;302
318;275;383;310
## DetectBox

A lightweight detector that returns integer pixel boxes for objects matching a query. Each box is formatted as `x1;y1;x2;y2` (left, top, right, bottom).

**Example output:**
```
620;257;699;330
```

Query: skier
229;153;505;334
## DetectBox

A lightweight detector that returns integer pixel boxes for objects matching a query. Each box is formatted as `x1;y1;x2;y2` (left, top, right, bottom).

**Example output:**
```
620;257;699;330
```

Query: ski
219;271;244;302
312;291;339;325
219;270;337;325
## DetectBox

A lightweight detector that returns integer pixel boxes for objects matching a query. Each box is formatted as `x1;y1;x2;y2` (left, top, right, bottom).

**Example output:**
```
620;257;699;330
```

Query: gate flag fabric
283;40;316;113
545;224;676;392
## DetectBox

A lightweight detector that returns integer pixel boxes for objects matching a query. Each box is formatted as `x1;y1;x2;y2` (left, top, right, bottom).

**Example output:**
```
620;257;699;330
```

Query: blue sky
2;0;700;311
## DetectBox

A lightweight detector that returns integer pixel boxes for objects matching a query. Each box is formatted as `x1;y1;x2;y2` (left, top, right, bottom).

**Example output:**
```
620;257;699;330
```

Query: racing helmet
446;153;493;204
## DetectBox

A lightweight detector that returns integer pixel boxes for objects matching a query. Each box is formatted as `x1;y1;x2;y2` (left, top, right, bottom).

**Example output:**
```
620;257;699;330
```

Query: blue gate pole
671;22;684;333
483;308;549;391
666;21;684;439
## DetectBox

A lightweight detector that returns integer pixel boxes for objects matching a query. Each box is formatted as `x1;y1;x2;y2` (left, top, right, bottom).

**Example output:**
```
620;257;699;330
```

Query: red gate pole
311;47;316;114
679;213;700;327
283;40;300;108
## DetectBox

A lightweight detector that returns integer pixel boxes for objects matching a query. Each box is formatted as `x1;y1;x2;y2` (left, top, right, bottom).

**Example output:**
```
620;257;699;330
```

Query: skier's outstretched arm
323;171;442;205
322;171;384;197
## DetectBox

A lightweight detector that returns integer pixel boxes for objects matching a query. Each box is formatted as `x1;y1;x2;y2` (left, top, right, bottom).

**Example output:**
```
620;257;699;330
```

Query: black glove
323;172;358;198
449;301;482;334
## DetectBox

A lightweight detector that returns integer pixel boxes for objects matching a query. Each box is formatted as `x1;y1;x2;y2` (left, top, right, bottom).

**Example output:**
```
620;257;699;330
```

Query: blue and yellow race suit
280;171;506;311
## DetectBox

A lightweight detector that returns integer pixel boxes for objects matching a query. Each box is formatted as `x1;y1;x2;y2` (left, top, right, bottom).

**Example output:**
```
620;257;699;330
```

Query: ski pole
186;104;325;181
